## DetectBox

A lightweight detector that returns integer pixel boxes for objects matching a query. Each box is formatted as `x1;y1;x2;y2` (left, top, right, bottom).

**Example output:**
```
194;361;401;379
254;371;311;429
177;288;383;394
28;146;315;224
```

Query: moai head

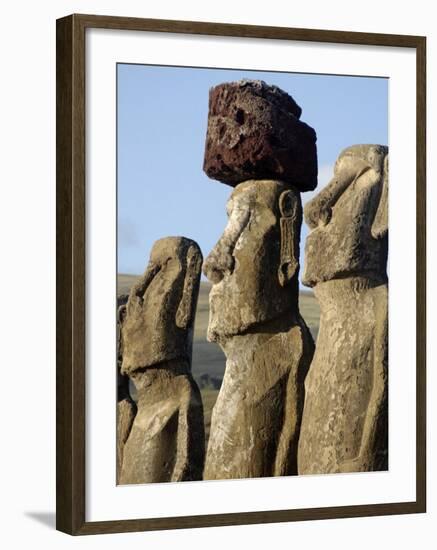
203;180;302;343
303;144;389;287
120;237;202;375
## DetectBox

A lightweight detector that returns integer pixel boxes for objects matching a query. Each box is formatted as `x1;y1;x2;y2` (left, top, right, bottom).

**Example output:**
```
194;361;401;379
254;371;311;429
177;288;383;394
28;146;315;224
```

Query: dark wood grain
77;501;420;535
75;13;423;47
56;13;427;536
415;36;427;514
56;14;86;535
56;15;73;534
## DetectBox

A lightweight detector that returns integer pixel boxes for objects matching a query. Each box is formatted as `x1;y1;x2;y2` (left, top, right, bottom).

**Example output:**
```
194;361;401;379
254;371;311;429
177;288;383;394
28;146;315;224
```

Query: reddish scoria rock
203;79;318;192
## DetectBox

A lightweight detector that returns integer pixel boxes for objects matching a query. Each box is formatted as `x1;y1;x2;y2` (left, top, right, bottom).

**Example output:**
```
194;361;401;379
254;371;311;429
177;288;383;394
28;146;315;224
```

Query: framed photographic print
56;13;426;535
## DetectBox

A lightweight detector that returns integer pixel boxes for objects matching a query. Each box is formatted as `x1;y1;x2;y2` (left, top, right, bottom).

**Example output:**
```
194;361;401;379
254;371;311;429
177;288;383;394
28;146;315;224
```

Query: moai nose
203;244;235;284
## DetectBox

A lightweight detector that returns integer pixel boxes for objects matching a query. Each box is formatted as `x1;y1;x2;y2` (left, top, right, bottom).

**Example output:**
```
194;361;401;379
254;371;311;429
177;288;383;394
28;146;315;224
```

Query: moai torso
120;362;204;484
205;322;313;479
118;237;205;484
203;180;314;480
298;145;389;474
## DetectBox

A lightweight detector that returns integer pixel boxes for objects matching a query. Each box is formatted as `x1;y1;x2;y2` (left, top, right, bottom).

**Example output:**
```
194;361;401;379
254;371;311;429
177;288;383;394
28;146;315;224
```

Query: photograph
115;64;389;485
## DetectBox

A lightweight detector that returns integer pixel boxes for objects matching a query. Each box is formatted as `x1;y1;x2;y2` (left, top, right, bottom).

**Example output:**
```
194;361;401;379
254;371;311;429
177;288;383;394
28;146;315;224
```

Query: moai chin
118;237;205;484
203;179;314;480
298;144;389;475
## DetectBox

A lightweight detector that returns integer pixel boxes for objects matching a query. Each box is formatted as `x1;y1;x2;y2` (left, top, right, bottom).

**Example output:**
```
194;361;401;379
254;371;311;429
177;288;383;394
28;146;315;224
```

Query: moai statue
116;294;137;483
118;237;205;484
202;80;316;480
298;144;389;475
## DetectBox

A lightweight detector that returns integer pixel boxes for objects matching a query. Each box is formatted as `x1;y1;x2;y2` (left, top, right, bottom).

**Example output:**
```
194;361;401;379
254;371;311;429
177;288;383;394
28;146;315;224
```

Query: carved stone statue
118;237;205;484
203;180;314;480
298;144;389;474
116;294;136;483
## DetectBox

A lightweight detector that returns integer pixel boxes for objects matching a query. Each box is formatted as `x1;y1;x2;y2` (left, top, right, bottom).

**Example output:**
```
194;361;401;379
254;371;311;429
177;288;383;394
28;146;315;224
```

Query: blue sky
117;64;388;282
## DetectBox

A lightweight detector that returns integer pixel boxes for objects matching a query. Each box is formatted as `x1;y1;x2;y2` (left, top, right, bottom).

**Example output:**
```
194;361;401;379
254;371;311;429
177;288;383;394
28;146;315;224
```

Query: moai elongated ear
176;244;203;329
371;154;388;239
278;189;301;286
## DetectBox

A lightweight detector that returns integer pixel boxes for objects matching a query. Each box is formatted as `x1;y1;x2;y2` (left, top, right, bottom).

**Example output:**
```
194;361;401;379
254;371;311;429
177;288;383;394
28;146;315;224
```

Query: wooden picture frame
56;13;426;535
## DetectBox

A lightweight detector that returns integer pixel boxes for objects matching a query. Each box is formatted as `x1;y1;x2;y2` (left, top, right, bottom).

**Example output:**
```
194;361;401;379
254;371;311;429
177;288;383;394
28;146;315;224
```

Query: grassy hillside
117;274;320;443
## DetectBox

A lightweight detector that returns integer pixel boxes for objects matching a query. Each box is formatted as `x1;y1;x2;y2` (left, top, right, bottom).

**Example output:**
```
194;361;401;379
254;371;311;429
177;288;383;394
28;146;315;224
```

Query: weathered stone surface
117;387;137;483
120;365;205;484
303;144;388;287
203;80;318;192
116;294;136;483
298;144;389;474
203;180;314;479
120;237;203;375
118;237;205;484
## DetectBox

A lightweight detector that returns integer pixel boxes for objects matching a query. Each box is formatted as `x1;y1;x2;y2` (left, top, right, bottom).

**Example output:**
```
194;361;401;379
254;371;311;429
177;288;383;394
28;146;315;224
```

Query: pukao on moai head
120;236;202;378
298;144;389;475
303;144;388;287
202;80;315;480
204;79;318;191
118;237;205;485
